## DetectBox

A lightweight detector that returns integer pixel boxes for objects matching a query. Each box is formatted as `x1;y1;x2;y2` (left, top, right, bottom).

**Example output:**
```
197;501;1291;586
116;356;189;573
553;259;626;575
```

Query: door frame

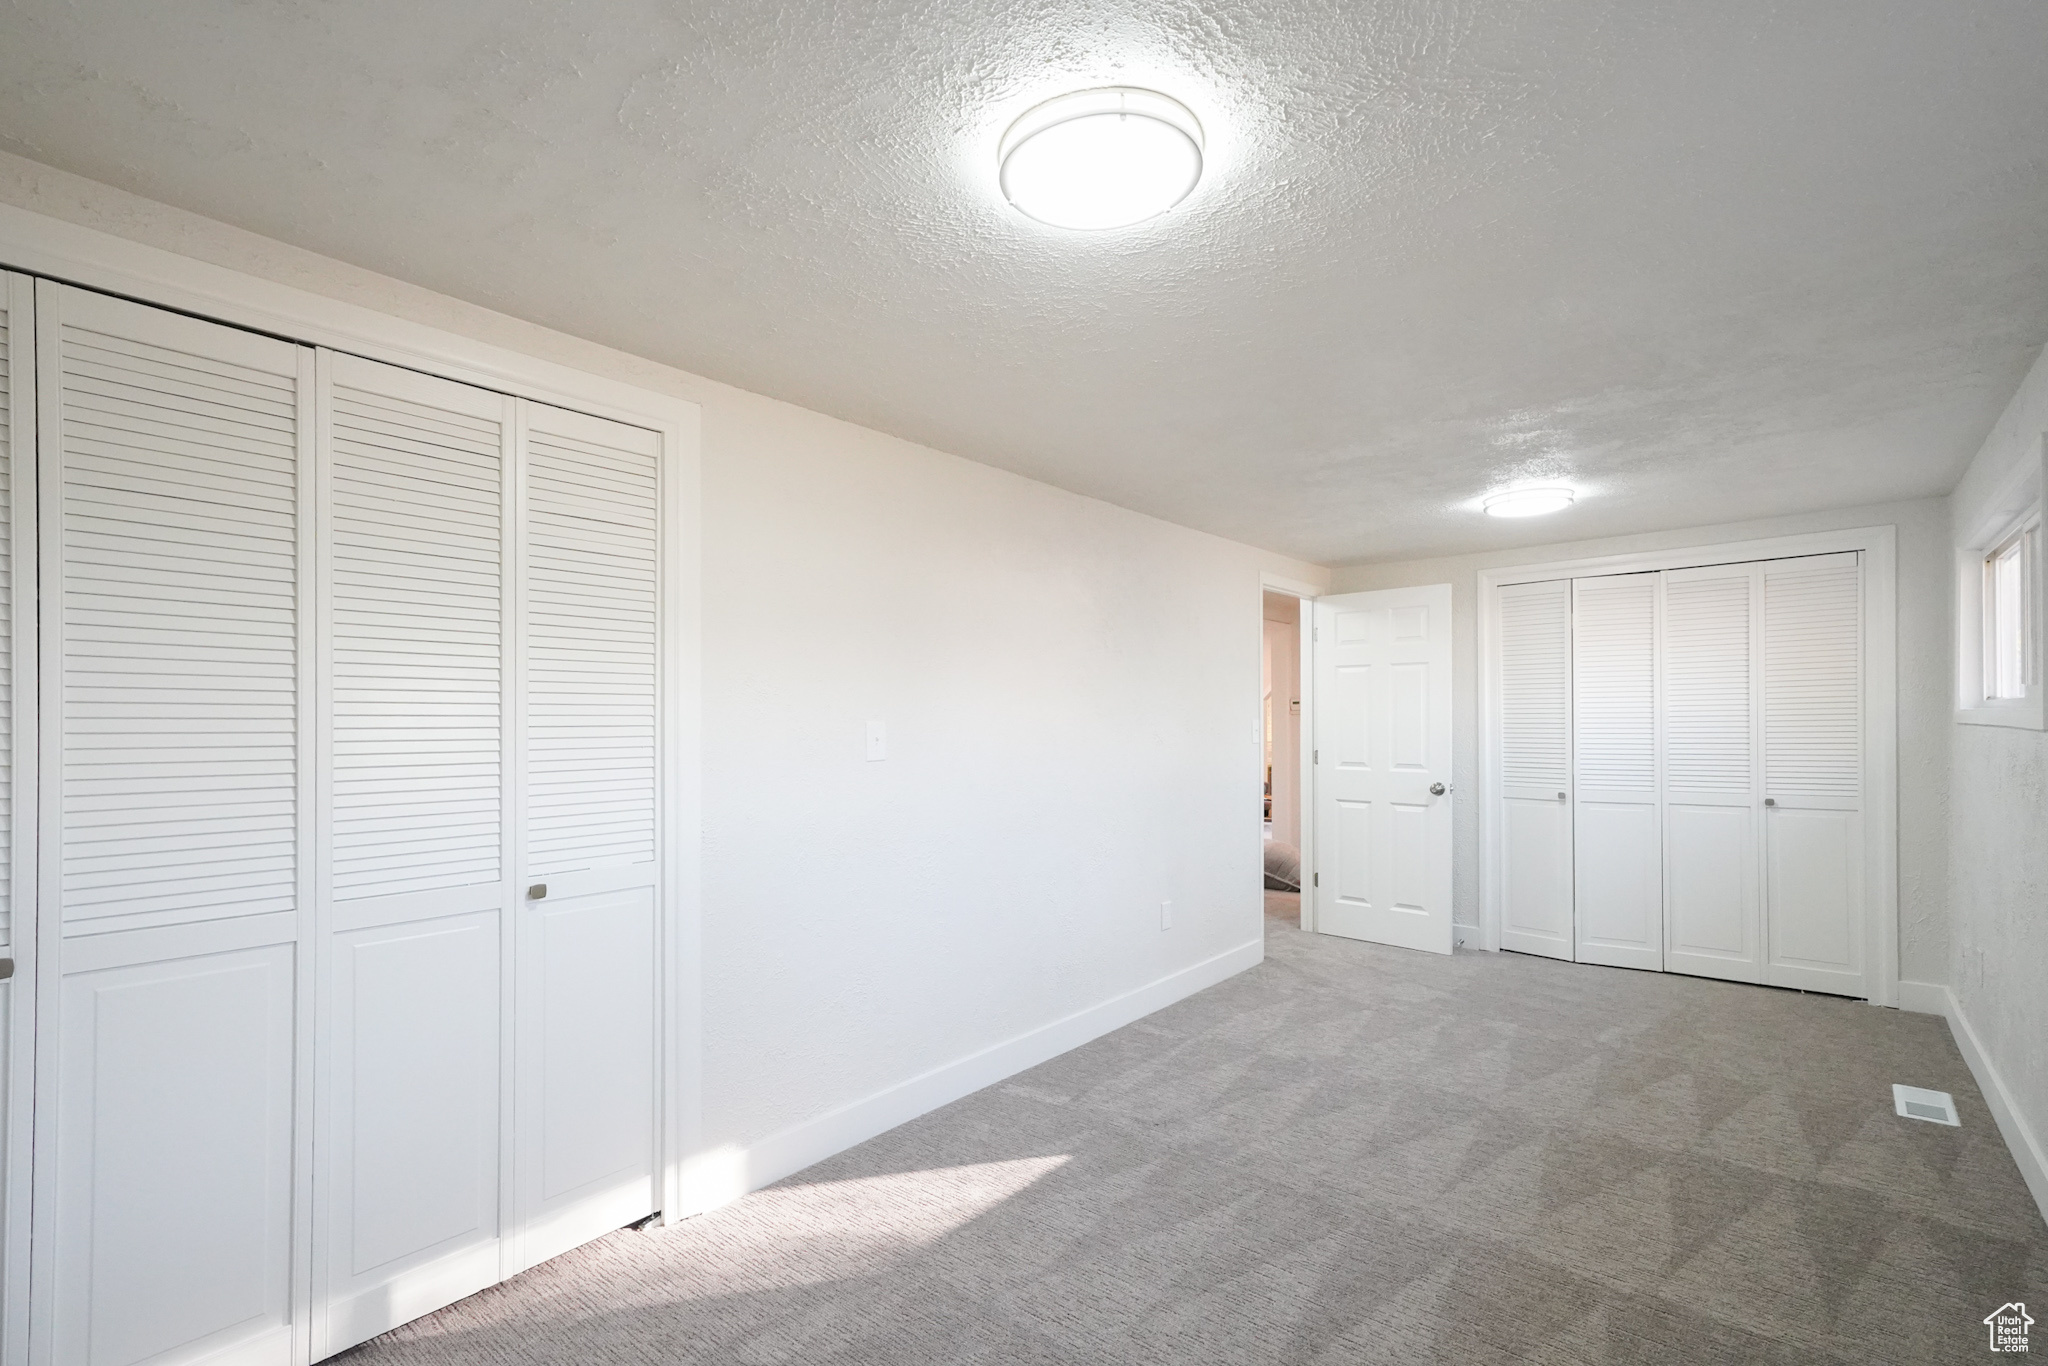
1261;573;1319;932
0;197;705;1266
1477;525;1899;1006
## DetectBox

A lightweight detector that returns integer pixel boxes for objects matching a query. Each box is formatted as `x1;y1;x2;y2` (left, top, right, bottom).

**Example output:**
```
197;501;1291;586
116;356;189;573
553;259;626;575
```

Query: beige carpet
346;917;2048;1365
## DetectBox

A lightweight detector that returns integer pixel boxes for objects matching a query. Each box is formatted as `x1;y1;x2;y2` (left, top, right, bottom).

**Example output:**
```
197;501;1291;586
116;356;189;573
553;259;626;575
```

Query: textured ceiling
3;1;2045;564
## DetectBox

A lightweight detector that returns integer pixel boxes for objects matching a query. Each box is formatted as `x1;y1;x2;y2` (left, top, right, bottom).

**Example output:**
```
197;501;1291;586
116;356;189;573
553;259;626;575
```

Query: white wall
1328;498;1953;984
0;153;1329;1190
1946;341;2048;1207
698;399;1324;1157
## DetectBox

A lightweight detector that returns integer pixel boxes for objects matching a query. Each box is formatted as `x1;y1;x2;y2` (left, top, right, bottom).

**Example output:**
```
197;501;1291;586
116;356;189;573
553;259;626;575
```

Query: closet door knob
1557;791;1568;801
1764;798;1776;807
528;883;548;900
1429;782;1446;796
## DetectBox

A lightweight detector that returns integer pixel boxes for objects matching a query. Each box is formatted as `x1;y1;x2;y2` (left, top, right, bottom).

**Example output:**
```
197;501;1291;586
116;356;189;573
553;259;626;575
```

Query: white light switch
865;720;887;761
1160;900;1173;930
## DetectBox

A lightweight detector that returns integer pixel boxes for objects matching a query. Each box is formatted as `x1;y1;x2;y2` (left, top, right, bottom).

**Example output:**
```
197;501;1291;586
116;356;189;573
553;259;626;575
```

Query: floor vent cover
1892;1085;1959;1127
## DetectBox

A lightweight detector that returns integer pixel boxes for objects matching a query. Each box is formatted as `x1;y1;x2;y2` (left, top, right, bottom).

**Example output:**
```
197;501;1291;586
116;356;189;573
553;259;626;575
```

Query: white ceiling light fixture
1482;486;1577;518
999;87;1204;231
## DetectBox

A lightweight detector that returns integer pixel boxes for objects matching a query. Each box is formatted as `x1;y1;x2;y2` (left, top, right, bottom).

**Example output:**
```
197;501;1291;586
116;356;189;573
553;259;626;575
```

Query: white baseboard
672;938;1266;1217
1903;981;2048;1229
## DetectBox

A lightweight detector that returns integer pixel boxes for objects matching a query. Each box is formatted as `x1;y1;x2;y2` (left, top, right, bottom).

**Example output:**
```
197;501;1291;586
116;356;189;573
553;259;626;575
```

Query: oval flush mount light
1483;486;1577;518
999;87;1204;230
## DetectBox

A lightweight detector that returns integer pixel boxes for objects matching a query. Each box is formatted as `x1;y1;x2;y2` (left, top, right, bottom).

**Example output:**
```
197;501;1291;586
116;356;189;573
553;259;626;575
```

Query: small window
1985;523;2033;700
1984;519;2036;702
1958;447;2046;729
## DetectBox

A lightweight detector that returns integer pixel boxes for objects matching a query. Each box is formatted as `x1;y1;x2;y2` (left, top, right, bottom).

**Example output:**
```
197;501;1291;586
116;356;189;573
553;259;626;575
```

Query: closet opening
1261;589;1306;930
1480;533;1898;1005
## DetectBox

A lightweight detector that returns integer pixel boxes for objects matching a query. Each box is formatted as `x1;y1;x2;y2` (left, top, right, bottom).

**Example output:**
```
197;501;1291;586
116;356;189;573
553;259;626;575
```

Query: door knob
1429;782;1446;796
528;883;548;900
1764;798;1775;807
1557;791;1568;801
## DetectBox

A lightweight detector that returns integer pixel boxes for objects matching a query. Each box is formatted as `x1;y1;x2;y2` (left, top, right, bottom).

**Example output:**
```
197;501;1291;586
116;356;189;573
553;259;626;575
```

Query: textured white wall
1947;343;2048;1170
0;157;1327;1162
1328;498;1953;984
7;6;2048;566
696;399;1324;1146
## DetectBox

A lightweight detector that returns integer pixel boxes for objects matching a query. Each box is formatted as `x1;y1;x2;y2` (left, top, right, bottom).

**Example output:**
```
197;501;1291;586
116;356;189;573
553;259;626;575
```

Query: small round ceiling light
999;87;1204;230
1483;486;1577;518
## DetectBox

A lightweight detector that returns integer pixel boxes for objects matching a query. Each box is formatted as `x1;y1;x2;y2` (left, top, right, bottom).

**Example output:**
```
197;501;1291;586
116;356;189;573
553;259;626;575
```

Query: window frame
1983;518;2035;701
1957;445;2046;729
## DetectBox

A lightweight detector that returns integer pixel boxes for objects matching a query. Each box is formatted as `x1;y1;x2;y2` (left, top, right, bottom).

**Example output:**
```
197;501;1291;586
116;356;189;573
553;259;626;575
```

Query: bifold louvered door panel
33;281;311;1366
1571;575;1662;971
513;401;660;1269
1495;580;1573;960
1660;563;1763;983
1761;553;1863;995
312;353;513;1356
0;273;36;1366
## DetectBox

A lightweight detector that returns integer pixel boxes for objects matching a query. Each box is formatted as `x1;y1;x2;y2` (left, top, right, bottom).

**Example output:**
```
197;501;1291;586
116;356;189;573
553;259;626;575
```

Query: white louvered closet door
32;282;312;1366
1495;580;1573;960
512;400;660;1272
312;353;513;1357
1571;574;1661;971
0;273;37;1366
1660;563;1763;984
1761;553;1864;995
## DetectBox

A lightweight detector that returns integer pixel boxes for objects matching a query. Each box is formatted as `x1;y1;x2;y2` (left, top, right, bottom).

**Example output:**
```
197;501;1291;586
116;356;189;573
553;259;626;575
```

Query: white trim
660;394;705;1230
671;938;1265;1215
1955;442;2045;730
1477;525;1901;1006
1477;526;1897;589
1260;573;1318;932
1259;572;1321;599
1899;982;2048;1230
0;204;686;436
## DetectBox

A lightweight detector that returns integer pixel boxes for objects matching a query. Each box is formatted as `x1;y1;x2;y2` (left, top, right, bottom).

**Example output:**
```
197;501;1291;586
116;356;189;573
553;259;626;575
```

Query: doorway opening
1262;589;1306;929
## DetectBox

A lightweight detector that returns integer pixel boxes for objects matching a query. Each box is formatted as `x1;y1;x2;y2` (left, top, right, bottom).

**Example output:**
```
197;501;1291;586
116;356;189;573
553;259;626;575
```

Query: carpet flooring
346;911;2048;1365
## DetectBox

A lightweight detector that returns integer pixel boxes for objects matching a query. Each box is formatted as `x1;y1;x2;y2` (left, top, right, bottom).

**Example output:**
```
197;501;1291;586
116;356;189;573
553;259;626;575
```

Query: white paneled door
313;353;513;1357
33;281;312;1366
11;277;676;1366
1661;564;1763;984
1760;553;1863;995
1312;585;1453;955
1494;580;1573;960
1571;574;1661;971
512;402;660;1272
0;272;36;1366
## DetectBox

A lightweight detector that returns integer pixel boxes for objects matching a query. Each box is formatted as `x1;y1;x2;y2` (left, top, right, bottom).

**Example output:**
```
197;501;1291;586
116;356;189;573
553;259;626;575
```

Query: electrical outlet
1160;900;1173;930
865;720;886;761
